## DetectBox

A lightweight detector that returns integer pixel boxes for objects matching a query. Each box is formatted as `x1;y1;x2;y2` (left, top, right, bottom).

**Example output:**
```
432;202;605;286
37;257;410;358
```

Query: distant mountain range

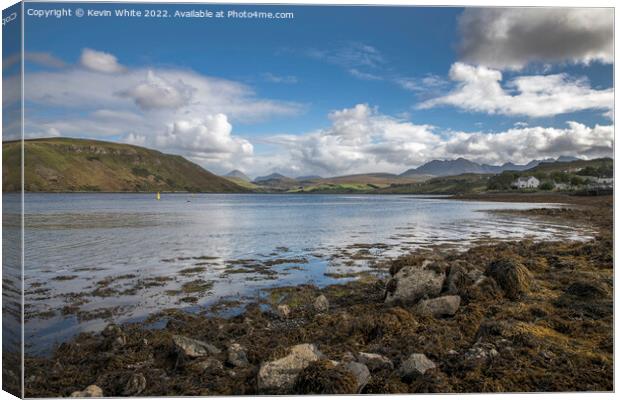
399;156;581;178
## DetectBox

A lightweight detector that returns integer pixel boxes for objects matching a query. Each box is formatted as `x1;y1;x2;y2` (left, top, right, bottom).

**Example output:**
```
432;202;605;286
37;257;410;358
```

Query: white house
511;176;540;189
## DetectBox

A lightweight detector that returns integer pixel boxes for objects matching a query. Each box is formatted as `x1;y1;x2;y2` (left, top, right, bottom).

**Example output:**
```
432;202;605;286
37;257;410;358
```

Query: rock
416;295;461;317
385;263;445;305
341;351;356;363
70;385;103;397
344;361;371;393
277;304;291;318
357;352;393;371
444;263;474;295
189;358;224;372
398;353;436;379
101;324;123;338
172;335;221;358
228;343;250;368
114;335;127;347
314;295;329;313
123;373;146;396
257;343;324;392
485;258;532;300
464;341;499;366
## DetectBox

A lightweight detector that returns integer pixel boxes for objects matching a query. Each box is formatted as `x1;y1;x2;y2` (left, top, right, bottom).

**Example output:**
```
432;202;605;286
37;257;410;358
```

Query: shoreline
21;195;613;396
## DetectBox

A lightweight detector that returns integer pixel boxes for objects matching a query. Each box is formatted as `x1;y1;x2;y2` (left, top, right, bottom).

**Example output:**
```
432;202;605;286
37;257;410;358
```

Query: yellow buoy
156;192;161;201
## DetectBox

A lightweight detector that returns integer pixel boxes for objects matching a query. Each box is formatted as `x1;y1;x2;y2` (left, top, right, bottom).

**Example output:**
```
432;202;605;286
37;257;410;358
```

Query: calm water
16;193;594;354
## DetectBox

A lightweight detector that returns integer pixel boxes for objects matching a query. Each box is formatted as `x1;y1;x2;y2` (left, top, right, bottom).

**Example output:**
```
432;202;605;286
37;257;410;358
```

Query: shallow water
16;193;594;355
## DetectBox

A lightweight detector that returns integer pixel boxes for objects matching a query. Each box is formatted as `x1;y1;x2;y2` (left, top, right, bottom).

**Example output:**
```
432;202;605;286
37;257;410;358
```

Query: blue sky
18;4;614;177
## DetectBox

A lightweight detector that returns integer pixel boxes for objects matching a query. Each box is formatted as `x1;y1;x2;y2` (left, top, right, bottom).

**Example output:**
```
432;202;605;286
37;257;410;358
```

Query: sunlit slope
2;138;248;193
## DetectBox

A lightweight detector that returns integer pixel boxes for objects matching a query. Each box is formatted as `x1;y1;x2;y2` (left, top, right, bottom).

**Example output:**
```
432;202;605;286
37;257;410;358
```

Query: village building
511;176;540;189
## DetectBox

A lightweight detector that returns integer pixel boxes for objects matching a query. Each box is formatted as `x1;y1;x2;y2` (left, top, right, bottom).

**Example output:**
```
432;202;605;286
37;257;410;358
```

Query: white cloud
418;63;613;118
24;48;303;174
120;70;194;110
257;104;613;177
154;114;253;158
26;65;302;122
80;48;126;73
458;8;613;70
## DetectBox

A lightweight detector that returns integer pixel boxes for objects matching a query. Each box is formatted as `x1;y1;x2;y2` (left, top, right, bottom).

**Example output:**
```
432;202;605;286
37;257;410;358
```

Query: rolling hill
2;138;249;193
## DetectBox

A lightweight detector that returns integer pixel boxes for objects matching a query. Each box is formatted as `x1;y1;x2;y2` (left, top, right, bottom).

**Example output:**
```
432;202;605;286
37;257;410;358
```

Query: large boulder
485;258;532;300
70;385;103;397
172;335;221;358
257;344;324;392
398;354;436;379
357;352;393;371
385;261;446;305
416;295;461;317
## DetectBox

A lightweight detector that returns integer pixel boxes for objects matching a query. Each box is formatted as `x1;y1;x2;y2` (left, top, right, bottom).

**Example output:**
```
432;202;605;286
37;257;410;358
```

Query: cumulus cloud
24;48;302;173
120;70;194;110
458;8;613;70
155;114;253;158
418;63;613;118
259;104;613;177
80;48;126;73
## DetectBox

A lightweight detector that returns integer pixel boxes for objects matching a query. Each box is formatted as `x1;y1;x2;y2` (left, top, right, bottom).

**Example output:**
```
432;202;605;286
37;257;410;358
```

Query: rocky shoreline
23;196;613;396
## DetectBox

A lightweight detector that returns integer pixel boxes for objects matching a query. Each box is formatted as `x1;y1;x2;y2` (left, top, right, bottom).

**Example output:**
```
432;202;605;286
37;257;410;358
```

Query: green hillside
375;173;491;194
2;138;248;193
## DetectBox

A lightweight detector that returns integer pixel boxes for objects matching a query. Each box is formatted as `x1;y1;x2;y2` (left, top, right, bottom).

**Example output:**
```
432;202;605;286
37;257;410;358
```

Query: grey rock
345;361;371;393
172;335;221;358
228;343;250;368
385;263;445;305
101;324;123;338
70;385;103;397
398;353;436;379
257;343;324;392
314;295;329;313
464;341;499;366
416;295;461;317
123;373;146;396
190;358;223;372
357;352;393;371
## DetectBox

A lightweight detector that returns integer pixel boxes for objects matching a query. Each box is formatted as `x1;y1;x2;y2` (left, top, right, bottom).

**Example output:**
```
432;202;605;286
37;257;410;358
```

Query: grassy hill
2;138;248;193
375;173;492;194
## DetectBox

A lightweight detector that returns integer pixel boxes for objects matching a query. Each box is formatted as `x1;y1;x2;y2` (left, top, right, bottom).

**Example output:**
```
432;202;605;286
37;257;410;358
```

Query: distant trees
539;181;554;191
487;171;519;190
576;164;613;178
